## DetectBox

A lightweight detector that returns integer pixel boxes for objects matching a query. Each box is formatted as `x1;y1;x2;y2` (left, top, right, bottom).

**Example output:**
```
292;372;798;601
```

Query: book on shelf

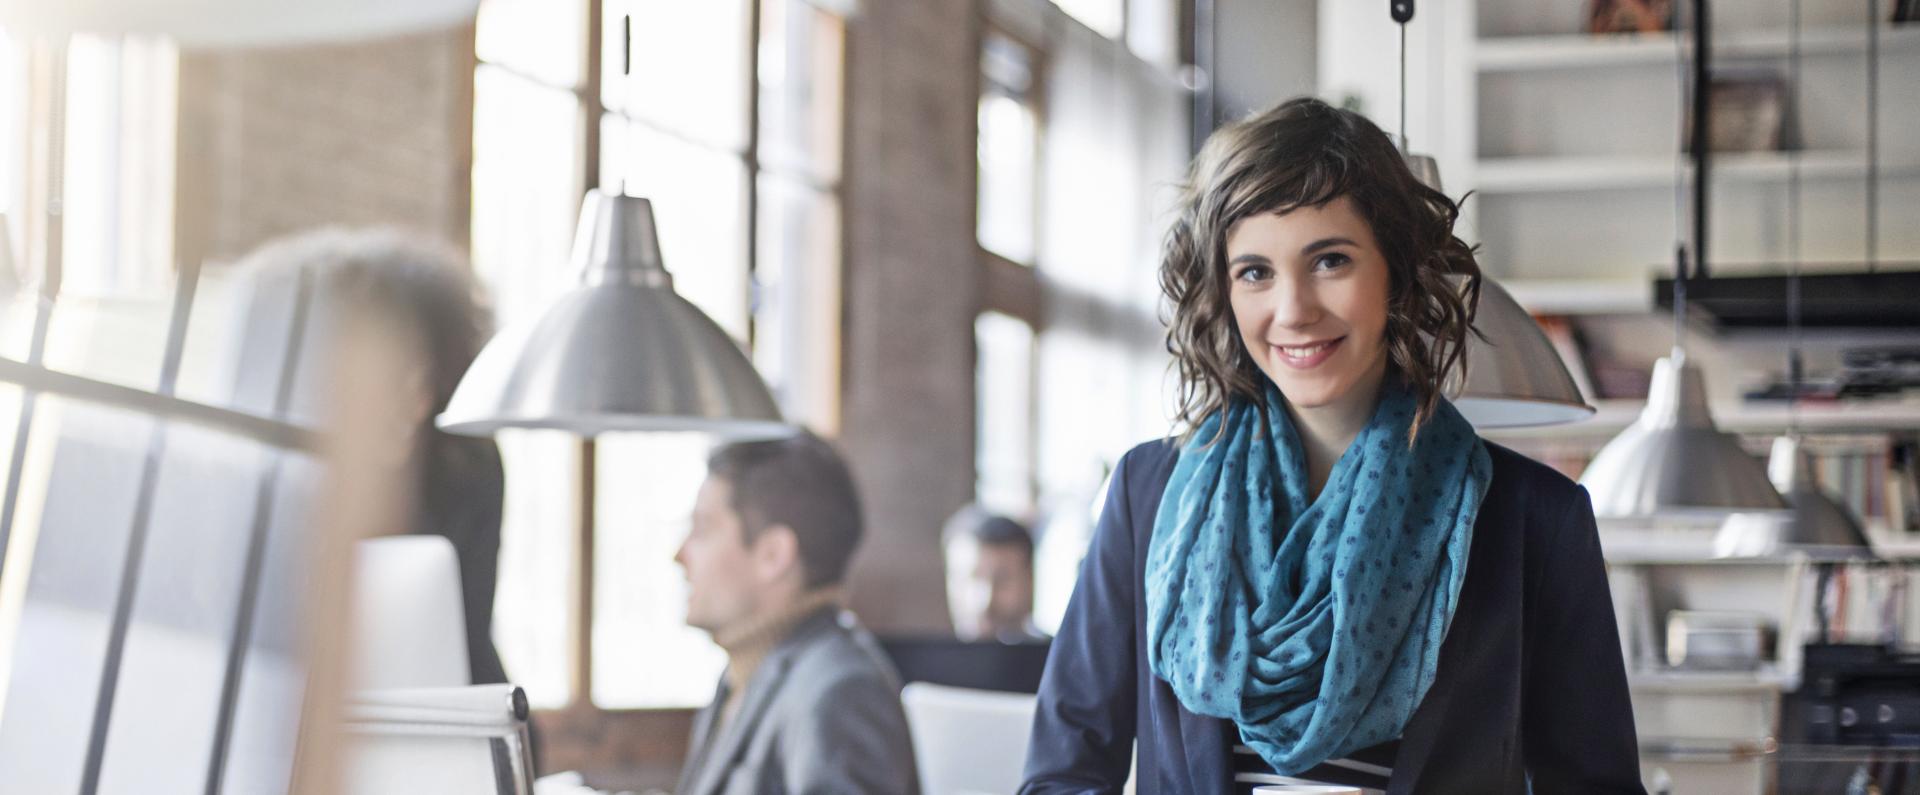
1534;314;1599;403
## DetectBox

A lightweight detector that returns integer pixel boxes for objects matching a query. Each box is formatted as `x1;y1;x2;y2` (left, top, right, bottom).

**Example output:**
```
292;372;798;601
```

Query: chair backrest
340;684;534;795
350;535;470;689
902;682;1039;795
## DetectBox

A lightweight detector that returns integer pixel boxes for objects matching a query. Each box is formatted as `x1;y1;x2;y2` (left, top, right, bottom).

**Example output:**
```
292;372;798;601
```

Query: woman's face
1224;195;1391;412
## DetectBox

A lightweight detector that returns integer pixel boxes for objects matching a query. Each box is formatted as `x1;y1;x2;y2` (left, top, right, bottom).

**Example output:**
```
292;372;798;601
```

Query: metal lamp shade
1451;277;1596;428
1;0;478;46
0;215;16;293
1405;154;1592;428
1405;154;1443;195
1715;436;1873;558
1577;349;1786;519
438;190;786;439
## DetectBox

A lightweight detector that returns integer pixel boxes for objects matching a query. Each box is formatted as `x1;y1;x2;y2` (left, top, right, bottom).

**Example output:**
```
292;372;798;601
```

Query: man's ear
750;523;803;583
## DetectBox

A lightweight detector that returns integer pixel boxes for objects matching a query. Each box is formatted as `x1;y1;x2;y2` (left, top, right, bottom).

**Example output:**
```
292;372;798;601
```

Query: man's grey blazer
675;609;921;795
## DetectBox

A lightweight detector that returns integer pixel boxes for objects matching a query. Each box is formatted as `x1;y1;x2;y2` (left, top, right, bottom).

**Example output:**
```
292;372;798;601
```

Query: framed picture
1684;70;1788;153
1587;0;1675;34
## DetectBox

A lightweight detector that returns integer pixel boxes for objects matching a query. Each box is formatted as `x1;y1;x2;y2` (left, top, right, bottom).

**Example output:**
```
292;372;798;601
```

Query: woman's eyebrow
1300;237;1356;256
1228;253;1271;266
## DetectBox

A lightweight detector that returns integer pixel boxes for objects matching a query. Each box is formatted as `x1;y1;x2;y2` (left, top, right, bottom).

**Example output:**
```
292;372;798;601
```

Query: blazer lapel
677;689;725;795
1174;690;1230;794
1386;570;1477;793
686;619;821;795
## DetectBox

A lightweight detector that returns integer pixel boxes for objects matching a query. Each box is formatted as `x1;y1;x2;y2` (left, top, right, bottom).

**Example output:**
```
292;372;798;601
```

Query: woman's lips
1271;336;1344;369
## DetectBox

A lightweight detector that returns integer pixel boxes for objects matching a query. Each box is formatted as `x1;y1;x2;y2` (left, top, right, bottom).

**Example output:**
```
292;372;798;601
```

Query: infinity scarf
1144;378;1491;774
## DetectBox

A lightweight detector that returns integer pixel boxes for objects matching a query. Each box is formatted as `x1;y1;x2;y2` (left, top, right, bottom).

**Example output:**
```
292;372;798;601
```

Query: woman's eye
1233;264;1271;283
1311;253;1351;272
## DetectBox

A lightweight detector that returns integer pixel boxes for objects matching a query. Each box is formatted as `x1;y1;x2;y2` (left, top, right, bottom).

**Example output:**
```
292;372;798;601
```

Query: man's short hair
707;432;863;588
942;505;1034;561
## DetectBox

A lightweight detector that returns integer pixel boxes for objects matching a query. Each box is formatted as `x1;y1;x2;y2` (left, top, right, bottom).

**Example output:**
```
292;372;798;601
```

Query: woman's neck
1289;359;1389;500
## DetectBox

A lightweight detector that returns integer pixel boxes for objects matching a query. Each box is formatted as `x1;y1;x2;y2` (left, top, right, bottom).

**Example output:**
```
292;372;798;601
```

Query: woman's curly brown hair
1161;97;1483;445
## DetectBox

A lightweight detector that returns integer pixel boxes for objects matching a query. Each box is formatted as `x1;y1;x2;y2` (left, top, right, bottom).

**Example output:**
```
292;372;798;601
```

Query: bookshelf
1318;0;1920;313
1316;5;1920;788
1484;398;1920;437
1476;23;1920;72
1475;150;1920;195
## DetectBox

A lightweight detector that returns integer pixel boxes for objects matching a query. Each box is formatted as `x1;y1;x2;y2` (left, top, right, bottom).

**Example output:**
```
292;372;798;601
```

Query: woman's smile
1271;336;1346;369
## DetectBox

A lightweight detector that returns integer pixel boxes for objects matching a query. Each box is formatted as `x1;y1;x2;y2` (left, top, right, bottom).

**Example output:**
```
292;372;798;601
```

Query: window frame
973;21;1047;519
471;0;852;763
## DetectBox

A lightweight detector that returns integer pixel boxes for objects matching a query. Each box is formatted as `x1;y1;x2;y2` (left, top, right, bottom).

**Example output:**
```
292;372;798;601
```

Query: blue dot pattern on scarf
1144;379;1492;775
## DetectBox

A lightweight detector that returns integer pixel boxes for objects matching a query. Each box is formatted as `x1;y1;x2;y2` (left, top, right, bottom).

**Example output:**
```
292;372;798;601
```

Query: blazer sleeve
783;672;922;795
1522;486;1648;794
1020;451;1143;794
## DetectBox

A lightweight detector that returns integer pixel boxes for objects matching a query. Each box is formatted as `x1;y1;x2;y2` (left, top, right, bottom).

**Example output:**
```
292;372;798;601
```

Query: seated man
943;506;1048;643
673;433;919;795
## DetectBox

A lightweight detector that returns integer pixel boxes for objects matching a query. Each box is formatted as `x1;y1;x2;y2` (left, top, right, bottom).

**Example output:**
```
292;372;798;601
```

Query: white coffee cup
1250;786;1363;795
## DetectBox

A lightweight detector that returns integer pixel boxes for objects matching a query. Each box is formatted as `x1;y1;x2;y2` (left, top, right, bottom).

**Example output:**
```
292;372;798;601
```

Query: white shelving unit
1476;149;1920;194
1477;24;1920;71
1320;0;1920;317
1485;398;1920;438
1500;276;1653;314
1319;7;1920;791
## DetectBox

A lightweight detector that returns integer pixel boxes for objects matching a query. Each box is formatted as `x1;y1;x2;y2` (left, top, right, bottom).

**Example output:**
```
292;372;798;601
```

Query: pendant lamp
1716;436;1871;557
1575;0;1787;520
1714;0;1871;558
1450;277;1596;428
1386;4;1593;428
0;215;16;295
1580;348;1786;519
438;189;787;439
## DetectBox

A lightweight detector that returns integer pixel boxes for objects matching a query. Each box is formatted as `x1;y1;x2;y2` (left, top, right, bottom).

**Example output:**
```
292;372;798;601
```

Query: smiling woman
1224;199;1393;497
1021;97;1646;795
1159;99;1481;453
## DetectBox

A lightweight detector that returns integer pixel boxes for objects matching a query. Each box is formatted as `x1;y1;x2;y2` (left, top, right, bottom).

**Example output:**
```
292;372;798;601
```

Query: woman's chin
1269;374;1352;410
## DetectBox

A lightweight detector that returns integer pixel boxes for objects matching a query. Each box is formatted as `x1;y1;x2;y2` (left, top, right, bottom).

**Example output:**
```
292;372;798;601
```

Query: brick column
839;0;983;634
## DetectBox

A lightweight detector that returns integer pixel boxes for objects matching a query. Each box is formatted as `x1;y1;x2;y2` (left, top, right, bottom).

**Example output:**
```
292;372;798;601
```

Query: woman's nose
1269;276;1321;330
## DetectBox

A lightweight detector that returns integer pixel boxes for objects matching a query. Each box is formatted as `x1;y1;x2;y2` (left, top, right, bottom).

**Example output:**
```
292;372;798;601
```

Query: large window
973;2;1186;632
0;34;332;794
472;0;845;710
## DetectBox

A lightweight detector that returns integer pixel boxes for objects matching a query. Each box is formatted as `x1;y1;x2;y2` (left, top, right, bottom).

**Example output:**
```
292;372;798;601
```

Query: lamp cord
1787;0;1803;434
1866;0;1880;271
1671;6;1692;349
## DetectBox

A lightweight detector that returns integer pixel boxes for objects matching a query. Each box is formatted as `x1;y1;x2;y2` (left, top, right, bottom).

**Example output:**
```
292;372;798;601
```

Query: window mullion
744;0;765;350
575;0;603;709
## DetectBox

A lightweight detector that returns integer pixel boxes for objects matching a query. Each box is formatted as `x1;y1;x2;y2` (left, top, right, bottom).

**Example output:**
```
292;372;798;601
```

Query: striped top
1228;723;1396;794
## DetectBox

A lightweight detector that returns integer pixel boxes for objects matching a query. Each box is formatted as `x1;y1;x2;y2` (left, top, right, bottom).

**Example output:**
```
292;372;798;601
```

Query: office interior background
0;0;1914;792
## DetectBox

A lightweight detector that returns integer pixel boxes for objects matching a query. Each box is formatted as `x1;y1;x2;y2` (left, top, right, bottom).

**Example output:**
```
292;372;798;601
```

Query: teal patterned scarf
1145;378;1491;773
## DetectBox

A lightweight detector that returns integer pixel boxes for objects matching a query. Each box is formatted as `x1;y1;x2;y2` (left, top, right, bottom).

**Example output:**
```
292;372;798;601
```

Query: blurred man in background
673;433;918;795
943;506;1047;643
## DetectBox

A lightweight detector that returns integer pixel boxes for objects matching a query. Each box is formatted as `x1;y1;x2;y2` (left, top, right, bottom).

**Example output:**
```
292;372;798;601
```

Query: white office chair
903;682;1038;795
342;683;535;795
349;535;472;689
341;536;534;795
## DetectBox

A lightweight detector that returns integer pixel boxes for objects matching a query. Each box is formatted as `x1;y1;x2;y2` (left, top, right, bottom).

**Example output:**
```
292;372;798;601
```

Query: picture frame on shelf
1684;69;1789;153
1586;0;1675;34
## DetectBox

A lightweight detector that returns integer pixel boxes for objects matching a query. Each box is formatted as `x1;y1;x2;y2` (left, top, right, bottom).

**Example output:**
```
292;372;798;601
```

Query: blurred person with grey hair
233;227;508;686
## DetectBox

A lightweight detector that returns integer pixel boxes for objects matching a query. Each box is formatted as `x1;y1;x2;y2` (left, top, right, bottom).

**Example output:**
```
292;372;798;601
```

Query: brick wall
840;0;984;634
173;26;476;268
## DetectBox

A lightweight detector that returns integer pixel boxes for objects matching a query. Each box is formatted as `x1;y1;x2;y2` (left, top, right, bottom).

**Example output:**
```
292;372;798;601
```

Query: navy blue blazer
1022;438;1647;794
